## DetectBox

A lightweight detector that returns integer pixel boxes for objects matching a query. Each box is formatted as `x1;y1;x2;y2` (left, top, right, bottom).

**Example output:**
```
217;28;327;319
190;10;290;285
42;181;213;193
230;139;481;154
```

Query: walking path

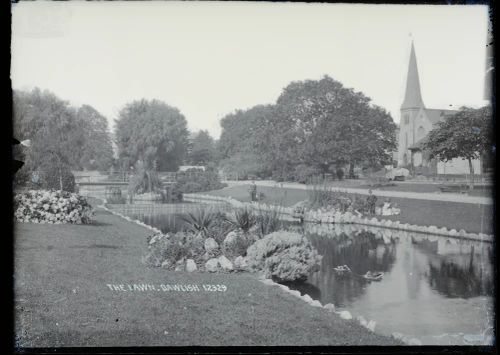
225;180;493;205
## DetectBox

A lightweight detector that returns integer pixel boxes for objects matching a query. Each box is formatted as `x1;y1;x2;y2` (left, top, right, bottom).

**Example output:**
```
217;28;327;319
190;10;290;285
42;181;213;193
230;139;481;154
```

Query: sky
11;2;490;139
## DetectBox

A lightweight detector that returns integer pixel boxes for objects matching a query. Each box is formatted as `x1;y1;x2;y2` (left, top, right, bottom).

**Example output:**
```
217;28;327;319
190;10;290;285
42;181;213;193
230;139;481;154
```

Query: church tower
398;41;425;167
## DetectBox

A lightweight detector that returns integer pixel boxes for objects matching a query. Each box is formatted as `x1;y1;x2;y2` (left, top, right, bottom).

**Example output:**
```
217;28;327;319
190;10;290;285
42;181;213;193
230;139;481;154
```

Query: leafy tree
275;75;397;176
75;105;114;171
424;105;493;189
114;99;189;172
13;88;117;190
189;130;217;165
218;105;275;178
128;160;162;195
13;88;80;190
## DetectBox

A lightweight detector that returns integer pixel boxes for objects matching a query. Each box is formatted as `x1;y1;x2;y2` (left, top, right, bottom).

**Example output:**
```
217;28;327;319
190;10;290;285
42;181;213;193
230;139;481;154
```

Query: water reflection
289;223;494;345
290;229;398;307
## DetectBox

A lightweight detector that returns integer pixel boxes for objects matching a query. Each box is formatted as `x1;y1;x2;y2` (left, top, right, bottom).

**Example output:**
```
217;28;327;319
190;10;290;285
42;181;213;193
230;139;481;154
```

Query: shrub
336;167;345;181
128;161;162;195
207;212;234;244
175;169;226;193
106;194;127;204
246;231;322;282
179;208;218;236
293;164;322;184
307;177;335;208
14;189;94;224
225;207;257;233
39;165;76;192
256;206;283;237
144;231;205;268
169;184;183;202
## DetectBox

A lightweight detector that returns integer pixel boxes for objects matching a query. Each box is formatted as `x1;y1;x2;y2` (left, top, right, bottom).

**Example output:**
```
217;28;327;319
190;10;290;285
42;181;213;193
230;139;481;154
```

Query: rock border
257;276;421;346
98;204;162;234
184;194;493;243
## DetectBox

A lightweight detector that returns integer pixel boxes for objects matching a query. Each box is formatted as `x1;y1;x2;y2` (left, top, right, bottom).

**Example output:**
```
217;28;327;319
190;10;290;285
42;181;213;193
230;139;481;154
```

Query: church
397;42;482;176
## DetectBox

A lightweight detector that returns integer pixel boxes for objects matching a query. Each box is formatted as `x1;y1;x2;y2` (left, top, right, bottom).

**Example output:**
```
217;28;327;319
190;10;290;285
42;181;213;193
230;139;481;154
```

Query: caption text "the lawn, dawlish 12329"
106;284;227;292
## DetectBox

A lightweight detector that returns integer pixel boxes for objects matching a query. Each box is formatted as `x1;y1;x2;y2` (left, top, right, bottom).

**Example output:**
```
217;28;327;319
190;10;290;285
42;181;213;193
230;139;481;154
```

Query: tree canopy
114;99;189;172
218;75;397;180
13;88;114;190
274;76;397;174
424;105;493;188
218;105;275;178
189;130;217;165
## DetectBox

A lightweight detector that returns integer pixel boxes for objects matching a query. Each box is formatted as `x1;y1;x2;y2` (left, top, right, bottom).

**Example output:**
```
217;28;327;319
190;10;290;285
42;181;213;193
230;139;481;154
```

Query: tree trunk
59;166;63;191
468;157;474;190
55;153;63;191
349;161;354;178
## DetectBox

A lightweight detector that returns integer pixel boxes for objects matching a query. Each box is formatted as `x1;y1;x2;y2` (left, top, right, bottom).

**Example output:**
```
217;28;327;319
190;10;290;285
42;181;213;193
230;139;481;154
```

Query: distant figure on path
249;181;257;202
366;189;377;215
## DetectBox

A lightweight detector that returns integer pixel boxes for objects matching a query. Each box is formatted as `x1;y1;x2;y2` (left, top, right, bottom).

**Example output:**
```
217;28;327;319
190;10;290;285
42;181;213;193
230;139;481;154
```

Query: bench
439;184;468;194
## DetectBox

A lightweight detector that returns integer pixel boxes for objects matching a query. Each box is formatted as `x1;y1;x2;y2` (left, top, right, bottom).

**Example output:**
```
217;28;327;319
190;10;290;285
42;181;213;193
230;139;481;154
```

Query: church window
404;114;410;124
417;126;426;140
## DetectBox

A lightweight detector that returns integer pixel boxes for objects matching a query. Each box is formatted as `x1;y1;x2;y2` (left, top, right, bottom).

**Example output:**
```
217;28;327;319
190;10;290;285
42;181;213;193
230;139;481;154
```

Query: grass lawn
14;206;400;347
206;185;493;234
355;182;492;197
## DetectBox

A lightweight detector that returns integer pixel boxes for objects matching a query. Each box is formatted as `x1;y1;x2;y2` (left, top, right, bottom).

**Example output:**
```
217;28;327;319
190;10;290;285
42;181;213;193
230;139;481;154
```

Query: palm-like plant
179;207;217;236
225;207;257;233
256;206;283;237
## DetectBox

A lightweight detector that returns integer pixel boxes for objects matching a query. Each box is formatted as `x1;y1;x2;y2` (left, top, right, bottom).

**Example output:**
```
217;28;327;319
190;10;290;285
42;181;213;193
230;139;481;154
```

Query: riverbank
205;184;493;235
14;205;401;347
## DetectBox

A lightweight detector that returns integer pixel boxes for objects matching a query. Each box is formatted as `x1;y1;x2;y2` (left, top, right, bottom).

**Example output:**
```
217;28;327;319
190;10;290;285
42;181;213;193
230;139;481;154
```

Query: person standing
366;189;377;215
249;181;257;202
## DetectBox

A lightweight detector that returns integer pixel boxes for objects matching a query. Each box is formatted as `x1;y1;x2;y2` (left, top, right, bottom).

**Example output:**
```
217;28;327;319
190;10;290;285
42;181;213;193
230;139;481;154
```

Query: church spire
401;41;425;110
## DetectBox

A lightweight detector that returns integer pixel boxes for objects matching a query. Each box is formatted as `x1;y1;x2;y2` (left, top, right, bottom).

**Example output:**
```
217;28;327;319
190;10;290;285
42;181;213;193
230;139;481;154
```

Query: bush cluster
174;168;227;194
246;231;322;282
14;189;94;224
308;188;377;214
144;207;322;282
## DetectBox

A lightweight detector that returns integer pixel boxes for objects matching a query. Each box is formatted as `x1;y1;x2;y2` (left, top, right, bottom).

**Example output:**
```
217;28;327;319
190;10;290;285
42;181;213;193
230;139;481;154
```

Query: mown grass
206;185;493;234
14;207;400;347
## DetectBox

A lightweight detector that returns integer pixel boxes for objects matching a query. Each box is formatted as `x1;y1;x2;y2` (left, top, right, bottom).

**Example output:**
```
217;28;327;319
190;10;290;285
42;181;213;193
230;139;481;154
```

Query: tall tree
13;88;81;190
424;105;493;189
189;130;217;165
218;105;275;178
114;99;189;172
275;75;397;176
75;105;114;171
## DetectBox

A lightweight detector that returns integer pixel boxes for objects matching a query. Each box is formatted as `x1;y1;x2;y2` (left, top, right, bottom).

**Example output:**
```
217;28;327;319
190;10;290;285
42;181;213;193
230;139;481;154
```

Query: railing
106;201;232;215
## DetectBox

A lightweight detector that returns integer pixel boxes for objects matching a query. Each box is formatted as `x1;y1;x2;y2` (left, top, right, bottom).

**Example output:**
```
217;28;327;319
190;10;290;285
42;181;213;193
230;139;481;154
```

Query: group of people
367;190;401;216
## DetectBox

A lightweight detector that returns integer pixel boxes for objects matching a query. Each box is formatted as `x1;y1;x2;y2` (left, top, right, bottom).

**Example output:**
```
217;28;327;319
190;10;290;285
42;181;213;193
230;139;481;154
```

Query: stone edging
98;204;162;234
257;277;423;346
184;193;493;242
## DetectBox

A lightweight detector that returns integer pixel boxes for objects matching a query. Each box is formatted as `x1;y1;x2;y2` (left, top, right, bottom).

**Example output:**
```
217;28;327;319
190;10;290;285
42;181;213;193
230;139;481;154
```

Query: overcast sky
11;2;489;138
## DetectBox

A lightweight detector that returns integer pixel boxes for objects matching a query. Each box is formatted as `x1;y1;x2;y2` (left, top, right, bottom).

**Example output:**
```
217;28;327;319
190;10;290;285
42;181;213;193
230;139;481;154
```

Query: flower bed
14;189;94;224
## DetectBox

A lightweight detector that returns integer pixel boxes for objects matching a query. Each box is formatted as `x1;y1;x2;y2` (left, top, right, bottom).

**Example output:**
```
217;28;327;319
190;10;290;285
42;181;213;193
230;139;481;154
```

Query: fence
106;201;233;216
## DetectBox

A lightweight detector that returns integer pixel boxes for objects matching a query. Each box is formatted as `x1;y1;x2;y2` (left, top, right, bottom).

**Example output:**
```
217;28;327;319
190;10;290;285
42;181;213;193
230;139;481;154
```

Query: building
397;42;481;176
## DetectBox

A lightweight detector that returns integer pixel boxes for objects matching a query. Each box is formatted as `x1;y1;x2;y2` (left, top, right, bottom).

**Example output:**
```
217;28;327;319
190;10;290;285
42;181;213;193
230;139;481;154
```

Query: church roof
401;42;425;110
424;108;459;125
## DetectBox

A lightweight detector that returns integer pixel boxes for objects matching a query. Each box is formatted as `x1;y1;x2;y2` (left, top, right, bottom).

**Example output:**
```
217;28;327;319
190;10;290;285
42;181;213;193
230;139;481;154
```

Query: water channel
111;202;495;346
